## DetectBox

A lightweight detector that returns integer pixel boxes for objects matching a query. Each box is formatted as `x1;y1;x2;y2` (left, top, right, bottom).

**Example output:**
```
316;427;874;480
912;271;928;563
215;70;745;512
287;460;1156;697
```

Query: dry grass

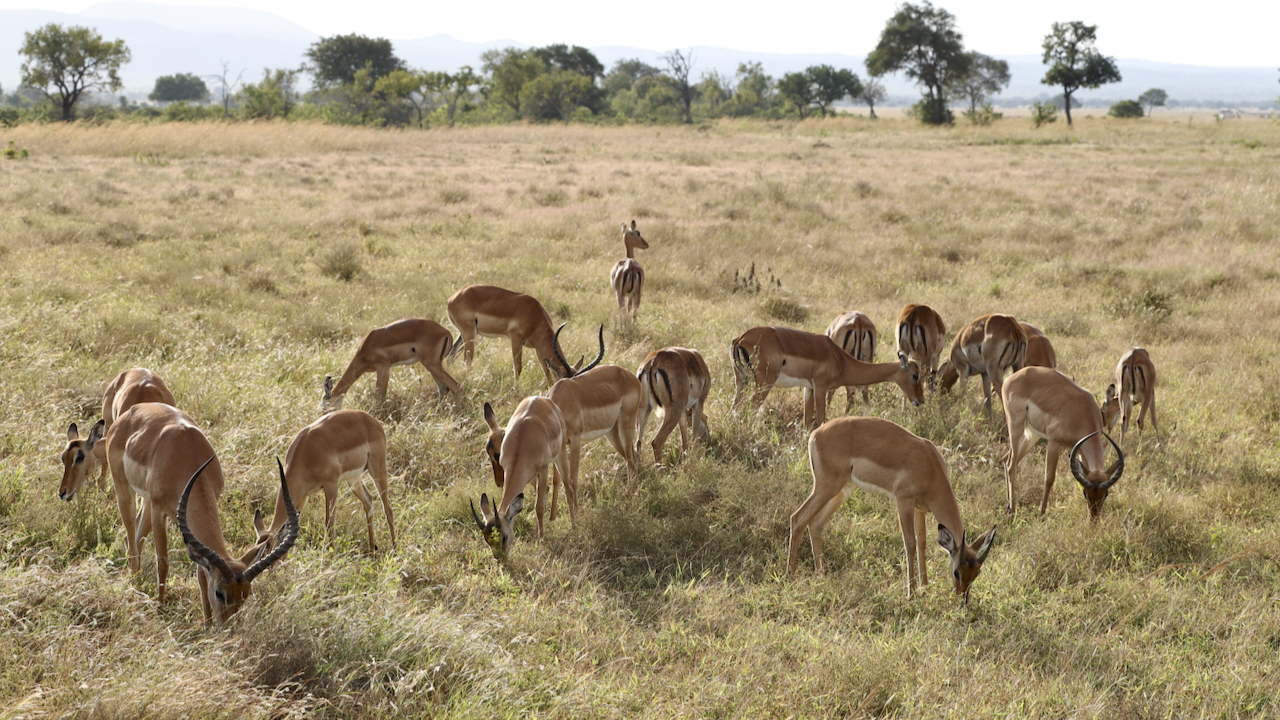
2;115;1280;717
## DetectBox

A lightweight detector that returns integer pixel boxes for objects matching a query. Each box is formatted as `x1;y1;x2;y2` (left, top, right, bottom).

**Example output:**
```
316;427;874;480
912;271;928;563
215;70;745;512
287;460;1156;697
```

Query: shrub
320;244;364;281
1030;101;1057;128
1109;100;1145;118
963;103;1001;126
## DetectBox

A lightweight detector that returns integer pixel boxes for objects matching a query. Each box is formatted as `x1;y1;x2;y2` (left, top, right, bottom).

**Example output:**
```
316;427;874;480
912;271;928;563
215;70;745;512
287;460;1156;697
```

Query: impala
1002;367;1125;519
825;311;876;409
59;367;177;500
1020;322;1057;369
103;402;298;622
788;417;996;603
610;220;649;319
270;409;395;551
323;318;461;410
937;314;1027;418
636;347;711;465
731;326;924;429
896;304;947;390
1101;347;1160;443
446;284;603;385
472;396;570;557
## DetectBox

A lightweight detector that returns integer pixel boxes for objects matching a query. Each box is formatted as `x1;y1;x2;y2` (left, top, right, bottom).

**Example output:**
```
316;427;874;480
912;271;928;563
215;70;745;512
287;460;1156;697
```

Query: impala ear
323;375;335;400
630;219;637;231
971;526;996;563
898;351;909;369
86;420;106;447
505;493;525;522
1105;383;1116;402
483;402;499;431
253;509;266;536
937;524;960;555
67;423;79;442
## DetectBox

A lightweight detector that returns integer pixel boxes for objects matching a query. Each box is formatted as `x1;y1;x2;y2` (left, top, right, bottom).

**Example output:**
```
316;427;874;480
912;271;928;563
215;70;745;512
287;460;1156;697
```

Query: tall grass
1;116;1279;717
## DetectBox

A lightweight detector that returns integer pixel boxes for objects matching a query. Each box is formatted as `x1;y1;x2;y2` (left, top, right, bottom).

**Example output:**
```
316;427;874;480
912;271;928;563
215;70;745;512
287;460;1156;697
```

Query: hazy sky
5;0;1279;68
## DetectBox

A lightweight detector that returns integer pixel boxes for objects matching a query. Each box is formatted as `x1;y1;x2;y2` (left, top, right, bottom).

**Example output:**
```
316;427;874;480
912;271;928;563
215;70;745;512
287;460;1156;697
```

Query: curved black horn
244;458;299;582
470;498;491;532
177;456;238;580
579;325;606;374
551;323;575;377
1101;432;1125;489
1069;431;1098;488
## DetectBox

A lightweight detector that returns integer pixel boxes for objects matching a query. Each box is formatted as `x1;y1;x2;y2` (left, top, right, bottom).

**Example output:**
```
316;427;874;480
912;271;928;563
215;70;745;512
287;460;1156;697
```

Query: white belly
850;469;896;501
580;427;611;443
775;371;813;389
123;455;153;499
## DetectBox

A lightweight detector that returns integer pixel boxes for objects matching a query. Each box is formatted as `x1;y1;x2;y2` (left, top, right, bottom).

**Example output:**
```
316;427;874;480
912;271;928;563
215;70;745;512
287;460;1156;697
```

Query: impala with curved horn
788;417;996;603
1101;347;1159;443
323;318;461;410
1001;367;1125;519
59;368;177;500
610;220;649;319
732;326;924;430
472;396;570;558
636;347;711;465
446;284;603;386
101;402;297;622
178;456;299;624
896;304;947;390
825;311;876;409
937;313;1027;419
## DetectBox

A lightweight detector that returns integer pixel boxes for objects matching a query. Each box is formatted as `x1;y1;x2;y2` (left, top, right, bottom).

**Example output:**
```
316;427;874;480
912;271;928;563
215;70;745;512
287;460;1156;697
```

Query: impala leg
635;400;652;458
812;385;829;429
1040;440;1063;516
897;501;919;598
150;501;169;603
558;451;578;526
789;489;846;574
323;485;338;549
1005;427;1033;515
374;365;391;405
509;334;525;381
862;384;871;407
425;360;462;406
112;470;140;575
1148;395;1160;442
914;507;928;588
1120;393;1132;444
135;499;153;545
605;424;636;484
651;405;681;466
352;476;377;551
369;449;396;548
535;465;549;538
981;374;994;420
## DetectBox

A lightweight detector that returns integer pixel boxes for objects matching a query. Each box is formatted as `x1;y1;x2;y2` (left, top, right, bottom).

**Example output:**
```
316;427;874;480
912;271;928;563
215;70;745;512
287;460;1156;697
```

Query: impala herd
56;219;1161;622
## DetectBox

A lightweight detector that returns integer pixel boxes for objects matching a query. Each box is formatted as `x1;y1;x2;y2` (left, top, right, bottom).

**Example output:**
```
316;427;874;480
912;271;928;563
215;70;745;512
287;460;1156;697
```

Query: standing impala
271;409;395;551
472;397;570;558
938;313;1027;419
446;284;603;386
59;368;178;499
103;402;298;622
323;318;461;410
788;417;996;603
896;304;947;390
825;311;876;409
732;326;924;429
610;220;649;319
1002;367;1125;520
636;347;711;465
1020;322;1057;369
1101;347;1160;443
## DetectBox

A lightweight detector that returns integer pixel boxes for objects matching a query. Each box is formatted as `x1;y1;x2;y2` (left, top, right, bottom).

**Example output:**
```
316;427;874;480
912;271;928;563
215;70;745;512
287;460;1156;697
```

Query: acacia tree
1041;21;1121;126
1138;88;1167;116
860;78;887;118
947;52;1009;116
777;71;816;118
480;47;543;116
19;24;130;121
662;49;696;124
150;73;209;104
306;34;403;89
808;65;863;117
866;1;970;125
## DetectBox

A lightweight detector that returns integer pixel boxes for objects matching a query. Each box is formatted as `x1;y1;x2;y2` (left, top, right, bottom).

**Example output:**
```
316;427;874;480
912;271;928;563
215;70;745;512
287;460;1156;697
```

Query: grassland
1;115;1279;718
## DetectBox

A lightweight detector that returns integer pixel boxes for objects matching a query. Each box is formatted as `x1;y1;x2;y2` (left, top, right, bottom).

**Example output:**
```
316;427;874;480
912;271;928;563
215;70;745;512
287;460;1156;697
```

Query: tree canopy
1138;88;1167;116
1041;21;1121;125
866;1;970;124
19;23;130;121
306;34;404;89
947;52;1009;116
808;65;863;117
149;73;209;103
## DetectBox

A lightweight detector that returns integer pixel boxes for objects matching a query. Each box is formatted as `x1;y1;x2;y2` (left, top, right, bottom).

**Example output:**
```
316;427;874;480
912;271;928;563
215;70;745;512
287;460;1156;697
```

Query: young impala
447;284;602;386
635;347;711;465
825;311;876;409
788;417;996;603
1101;347;1160;443
323;318;461;410
610;220;649;319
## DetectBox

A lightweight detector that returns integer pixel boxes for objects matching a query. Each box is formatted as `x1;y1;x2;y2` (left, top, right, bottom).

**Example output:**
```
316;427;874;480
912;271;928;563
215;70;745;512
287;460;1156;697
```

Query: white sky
4;0;1279;68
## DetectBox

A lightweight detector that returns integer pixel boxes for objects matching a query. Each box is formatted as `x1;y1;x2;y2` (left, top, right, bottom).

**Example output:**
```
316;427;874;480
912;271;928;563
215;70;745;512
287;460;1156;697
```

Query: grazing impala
472;397;570;558
896;304;947;390
102;402;298;622
610;220;649;319
59;367;177;500
323;318;461;410
938;314;1027;418
825;311;876;409
1002;367;1125;520
446;284;603;385
1101;347;1160;443
271;409;395;551
732;326;924;429
636;347;711;465
788;417;996;603
1020;322;1057;369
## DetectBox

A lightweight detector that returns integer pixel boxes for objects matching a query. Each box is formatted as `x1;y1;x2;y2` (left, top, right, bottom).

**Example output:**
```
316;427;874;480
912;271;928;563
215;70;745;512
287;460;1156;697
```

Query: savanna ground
1;114;1279;718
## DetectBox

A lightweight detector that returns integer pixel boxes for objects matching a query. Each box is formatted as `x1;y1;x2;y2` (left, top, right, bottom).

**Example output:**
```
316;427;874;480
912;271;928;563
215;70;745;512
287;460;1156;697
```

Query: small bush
321;245;364;282
437;186;470;205
528;185;567;207
3;140;28;159
1031;102;1057;128
761;296;807;323
1109;100;1145;118
963;103;1002;126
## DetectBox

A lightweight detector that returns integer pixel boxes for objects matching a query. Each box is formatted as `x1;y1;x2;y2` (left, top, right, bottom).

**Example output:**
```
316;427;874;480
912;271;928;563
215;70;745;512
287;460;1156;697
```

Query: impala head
548;323;606;380
177;457;299;624
470;491;524;559
621;220;649;253
896;352;926;407
1070;431;1125;520
483;402;505;488
59;420;105;501
1100;384;1120;430
938;525;996;605
322;375;343;411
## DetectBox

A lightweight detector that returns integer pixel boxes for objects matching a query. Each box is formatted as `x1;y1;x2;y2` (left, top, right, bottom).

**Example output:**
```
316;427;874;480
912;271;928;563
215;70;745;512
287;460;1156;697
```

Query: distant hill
1;3;1275;106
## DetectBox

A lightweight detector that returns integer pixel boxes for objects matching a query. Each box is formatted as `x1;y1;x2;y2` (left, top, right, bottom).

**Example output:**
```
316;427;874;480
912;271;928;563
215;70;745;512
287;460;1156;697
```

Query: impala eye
493;453;500;463
953;570;960;579
75;451;85;463
215;589;226;603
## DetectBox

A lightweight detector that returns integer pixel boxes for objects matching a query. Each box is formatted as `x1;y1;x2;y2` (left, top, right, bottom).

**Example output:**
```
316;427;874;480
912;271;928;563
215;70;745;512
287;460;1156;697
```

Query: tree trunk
1063;88;1074;126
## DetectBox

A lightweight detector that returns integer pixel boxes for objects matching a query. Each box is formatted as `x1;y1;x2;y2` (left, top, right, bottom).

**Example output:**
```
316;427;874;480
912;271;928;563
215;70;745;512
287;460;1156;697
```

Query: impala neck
185;477;234;561
929;490;965;545
835;356;902;387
